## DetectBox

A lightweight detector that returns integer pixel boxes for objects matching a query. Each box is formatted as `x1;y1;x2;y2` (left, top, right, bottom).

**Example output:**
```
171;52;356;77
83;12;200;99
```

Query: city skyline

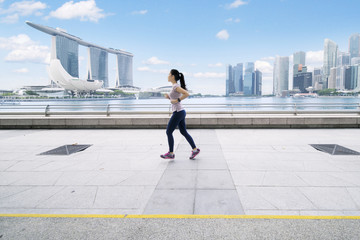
0;0;360;95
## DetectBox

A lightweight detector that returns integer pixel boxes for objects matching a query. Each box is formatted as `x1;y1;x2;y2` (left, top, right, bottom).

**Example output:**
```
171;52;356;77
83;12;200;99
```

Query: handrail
0;102;360;116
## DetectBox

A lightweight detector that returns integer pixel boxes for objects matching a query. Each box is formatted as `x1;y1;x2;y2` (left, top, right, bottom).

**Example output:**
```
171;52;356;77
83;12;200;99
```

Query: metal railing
0;103;360;116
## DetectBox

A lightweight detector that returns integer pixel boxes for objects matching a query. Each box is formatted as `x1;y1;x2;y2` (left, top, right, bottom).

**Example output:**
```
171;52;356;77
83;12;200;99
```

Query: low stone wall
1;114;360;128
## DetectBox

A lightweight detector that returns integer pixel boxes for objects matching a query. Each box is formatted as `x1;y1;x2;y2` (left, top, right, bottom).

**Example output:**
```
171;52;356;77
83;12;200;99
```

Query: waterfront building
26;21;134;92
88;47;108;87
116;53;133;87
243;62;255;95
293;72;312;93
293;51;306;76
351;65;360;90
349;33;360;59
55;35;79;78
328;67;337;89
226;64;234;96
351;57;360;66
254;69;262;95
233;63;243;93
335;66;352;90
337;52;350;67
313;68;323;90
273;56;289;96
323;39;338;88
344;66;352;90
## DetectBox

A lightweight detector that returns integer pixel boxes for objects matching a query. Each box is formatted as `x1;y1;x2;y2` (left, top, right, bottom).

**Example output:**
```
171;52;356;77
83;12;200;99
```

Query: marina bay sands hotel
26;21;134;92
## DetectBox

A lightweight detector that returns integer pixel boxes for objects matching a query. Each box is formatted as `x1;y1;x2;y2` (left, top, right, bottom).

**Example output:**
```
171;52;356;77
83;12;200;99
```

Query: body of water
1;96;360;113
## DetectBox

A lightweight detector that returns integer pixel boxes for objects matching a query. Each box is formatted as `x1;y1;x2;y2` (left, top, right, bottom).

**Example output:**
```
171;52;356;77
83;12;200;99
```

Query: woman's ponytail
170;69;187;90
179;73;187;90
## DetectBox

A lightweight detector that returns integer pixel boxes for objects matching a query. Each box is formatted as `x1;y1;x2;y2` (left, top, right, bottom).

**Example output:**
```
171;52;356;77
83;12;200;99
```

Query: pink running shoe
160;152;175;159
189;148;200;160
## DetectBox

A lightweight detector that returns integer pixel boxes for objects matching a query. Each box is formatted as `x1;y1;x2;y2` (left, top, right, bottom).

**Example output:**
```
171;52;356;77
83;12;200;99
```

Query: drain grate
310;144;360;155
39;144;92;155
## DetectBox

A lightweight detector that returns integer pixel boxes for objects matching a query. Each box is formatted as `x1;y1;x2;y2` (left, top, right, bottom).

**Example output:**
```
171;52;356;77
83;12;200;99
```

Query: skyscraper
337;52;350;67
55;35;79;78
351;65;360;90
233;63;243;93
273;56;289;96
293;51;306;66
293;51;306;76
254;69;262;95
88;47;108;87
323;39;338;88
243;62;254;95
349;33;360;59
328;67;337;89
344;66;352;90
293;72;312;93
225;64;233;96
351;57;360;66
116;53;133;87
313;68;323;90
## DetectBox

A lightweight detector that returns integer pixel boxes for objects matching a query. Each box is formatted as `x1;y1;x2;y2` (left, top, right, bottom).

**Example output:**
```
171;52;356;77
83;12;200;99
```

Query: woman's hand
164;93;170;99
170;99;179;104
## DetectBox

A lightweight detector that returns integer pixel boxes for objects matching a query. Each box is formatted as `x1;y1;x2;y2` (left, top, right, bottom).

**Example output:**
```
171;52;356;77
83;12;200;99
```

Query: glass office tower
273;56;289;96
233;63;243;93
243;62;254;95
349;33;360;60
323;39;338;87
56;35;79;78
225;64;234;96
254;69;262;96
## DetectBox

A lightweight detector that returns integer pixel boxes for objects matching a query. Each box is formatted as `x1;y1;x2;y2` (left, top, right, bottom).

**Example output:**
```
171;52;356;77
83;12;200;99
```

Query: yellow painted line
0;214;360;219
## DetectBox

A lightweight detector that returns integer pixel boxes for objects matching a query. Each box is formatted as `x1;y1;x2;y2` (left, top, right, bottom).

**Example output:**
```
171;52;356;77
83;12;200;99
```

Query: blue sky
0;0;359;95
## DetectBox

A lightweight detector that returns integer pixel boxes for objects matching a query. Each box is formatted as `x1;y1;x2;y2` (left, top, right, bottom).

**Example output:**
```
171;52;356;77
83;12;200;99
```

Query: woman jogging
160;69;200;160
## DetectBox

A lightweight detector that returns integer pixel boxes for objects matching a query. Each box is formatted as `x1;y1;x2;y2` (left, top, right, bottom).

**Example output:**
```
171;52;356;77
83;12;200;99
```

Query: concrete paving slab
93;186;155;210
143;189;195;214
0;186;64;208
36;186;98;209
299;187;359;211
196;170;235;189
194;190;245;215
156;170;197;189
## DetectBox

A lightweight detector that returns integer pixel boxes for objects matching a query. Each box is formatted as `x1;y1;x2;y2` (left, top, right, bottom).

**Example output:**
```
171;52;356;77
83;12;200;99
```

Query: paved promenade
1;129;360;238
1;113;360;128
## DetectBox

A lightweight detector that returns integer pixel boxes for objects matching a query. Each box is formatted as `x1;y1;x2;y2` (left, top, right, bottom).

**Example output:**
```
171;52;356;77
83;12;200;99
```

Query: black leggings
166;110;196;152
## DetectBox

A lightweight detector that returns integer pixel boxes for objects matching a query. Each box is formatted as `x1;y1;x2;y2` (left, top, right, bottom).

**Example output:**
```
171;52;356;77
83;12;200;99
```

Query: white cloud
208;62;223;68
306;50;323;67
137;66;168;74
255;60;273;75
193;72;226;79
0;0;5;3
0;13;18;23
0;0;47;23
132;10;147;15
227;0;247;9
0;34;50;63
216;29;229;40
48;0;106;22
225;18;240;23
13;68;29;73
143;56;169;65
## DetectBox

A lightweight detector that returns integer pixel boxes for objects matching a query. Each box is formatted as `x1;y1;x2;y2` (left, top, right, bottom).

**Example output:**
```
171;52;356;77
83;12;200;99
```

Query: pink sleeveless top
169;83;184;112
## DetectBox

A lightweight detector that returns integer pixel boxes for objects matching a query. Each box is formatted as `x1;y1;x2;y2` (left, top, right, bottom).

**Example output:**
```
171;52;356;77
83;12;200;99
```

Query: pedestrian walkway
0;129;360;216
